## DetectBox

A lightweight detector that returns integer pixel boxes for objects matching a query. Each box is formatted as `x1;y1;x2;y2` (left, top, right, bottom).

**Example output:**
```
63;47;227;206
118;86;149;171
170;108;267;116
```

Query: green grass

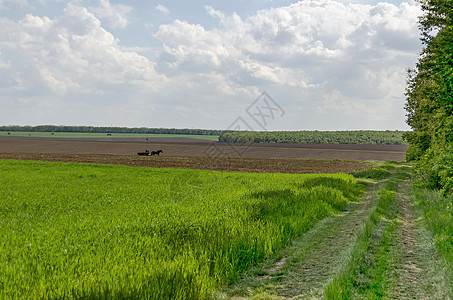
350;163;396;181
0;159;361;299
0;131;219;141
324;177;399;299
413;188;453;295
325;164;453;299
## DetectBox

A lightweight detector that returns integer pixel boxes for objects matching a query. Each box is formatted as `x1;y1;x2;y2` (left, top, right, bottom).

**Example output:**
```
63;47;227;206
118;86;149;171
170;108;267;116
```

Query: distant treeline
0;125;223;136
1;126;408;144
219;130;408;145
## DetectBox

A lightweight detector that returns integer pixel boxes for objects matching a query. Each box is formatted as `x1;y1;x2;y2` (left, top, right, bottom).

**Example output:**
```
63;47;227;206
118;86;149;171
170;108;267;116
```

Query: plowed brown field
0;136;407;173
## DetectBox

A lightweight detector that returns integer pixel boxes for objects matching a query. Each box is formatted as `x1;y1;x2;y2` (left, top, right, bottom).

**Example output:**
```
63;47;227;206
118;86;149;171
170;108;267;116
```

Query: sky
0;0;422;131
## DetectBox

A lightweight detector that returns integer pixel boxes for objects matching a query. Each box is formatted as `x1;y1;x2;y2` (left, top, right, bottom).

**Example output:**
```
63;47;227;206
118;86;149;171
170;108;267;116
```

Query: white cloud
155;20;229;73
0;0;423;129
155;4;170;16
0;2;160;99
89;0;132;29
0;2;166;127
152;0;422;129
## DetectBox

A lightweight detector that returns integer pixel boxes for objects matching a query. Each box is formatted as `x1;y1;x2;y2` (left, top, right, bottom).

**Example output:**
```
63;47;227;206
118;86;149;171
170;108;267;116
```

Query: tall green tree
405;0;453;192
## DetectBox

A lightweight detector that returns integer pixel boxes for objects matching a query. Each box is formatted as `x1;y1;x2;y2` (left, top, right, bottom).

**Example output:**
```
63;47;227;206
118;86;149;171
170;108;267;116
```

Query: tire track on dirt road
390;179;450;299
225;165;451;299
323;167;450;299
226;181;380;299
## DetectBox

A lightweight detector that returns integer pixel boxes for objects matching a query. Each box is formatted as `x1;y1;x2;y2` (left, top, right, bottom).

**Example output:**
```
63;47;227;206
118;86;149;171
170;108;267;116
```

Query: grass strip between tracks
324;177;399;299
223;172;374;299
325;165;450;299
224;163;451;299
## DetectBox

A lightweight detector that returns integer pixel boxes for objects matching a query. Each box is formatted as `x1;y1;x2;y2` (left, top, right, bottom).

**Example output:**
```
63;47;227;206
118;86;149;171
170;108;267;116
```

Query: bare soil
0;136;406;167
0;135;408;173
0;152;372;174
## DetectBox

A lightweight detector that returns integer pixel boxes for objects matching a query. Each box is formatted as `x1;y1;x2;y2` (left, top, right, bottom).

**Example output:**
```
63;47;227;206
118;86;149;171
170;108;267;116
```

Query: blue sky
0;0;422;130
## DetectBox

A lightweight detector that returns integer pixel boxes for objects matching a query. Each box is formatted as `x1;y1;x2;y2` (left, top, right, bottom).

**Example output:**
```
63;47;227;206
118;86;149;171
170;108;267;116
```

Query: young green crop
0;159;361;299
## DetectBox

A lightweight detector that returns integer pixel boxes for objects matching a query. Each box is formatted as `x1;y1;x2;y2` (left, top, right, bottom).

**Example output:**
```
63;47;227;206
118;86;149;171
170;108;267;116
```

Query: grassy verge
412;187;453;295
223;180;370;299
221;163;451;299
350;162;396;181
0;159;361;299
223;164;398;299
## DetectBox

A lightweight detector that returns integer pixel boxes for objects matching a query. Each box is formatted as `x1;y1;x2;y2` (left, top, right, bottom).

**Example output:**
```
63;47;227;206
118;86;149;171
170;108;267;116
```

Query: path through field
390;179;449;299
225;165;450;299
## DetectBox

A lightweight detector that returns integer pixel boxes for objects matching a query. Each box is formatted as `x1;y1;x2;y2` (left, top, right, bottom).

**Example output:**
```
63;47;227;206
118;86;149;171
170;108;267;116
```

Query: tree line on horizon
1;125;408;145
0;125;223;136
219;130;407;145
404;0;453;194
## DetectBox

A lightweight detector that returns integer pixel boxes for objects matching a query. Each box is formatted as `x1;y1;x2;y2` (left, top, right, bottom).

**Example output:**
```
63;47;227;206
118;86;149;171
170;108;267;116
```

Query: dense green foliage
219;130;407;145
0;159;360;299
404;0;453;193
0;125;223;136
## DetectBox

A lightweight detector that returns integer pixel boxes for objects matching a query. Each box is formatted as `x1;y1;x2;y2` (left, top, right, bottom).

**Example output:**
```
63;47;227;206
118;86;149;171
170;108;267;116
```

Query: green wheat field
0;159;361;299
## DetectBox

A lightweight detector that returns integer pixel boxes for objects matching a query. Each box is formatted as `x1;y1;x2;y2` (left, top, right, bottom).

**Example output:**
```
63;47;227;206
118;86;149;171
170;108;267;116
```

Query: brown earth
0;136;407;173
0;136;407;159
0;152;372;174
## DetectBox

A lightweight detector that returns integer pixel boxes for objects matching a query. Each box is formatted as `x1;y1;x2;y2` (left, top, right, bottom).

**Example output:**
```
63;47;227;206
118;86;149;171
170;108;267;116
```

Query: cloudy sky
0;0;422;131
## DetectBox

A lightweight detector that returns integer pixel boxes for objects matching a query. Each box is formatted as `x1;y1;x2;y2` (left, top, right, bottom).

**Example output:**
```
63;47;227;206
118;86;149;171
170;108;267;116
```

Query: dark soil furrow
0;152;370;174
0;136;407;161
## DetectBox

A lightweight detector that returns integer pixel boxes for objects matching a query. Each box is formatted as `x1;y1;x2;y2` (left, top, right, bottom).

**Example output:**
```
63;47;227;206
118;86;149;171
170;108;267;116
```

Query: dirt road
225;165;450;299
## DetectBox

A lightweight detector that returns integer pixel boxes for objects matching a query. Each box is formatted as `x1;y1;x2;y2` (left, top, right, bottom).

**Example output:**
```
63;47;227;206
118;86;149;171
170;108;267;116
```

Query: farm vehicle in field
137;150;163;156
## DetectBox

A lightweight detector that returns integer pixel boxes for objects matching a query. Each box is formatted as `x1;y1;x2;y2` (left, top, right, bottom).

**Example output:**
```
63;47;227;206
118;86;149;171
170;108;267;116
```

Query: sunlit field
0;159;361;299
